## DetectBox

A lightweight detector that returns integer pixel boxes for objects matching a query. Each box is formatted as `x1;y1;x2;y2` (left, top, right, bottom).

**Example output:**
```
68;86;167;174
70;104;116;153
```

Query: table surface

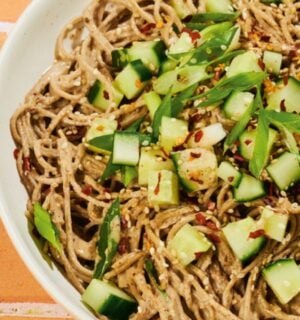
0;1;72;319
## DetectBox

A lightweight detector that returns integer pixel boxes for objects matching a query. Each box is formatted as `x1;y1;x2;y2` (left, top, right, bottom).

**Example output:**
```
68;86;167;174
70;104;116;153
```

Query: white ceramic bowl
0;1;95;319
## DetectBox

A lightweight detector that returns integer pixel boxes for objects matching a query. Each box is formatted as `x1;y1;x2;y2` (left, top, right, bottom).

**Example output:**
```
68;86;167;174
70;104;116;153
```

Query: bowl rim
0;1;95;319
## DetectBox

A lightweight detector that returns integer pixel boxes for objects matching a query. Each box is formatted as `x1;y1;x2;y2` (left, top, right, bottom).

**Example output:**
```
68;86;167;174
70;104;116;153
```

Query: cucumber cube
266;152;300;190
217;161;242;187
143;91;162;119
239;128;278;161
148;170;179;206
86;118;118;154
257;208;288;242
233;174;266;202
138;147;174;185
263;51;282;75
114;60;152;99
266;77;300;113
160;116;189;152
226;51;262;78
87;80;124;111
172;148;218;192
112;132;140;166
82;279;137;319
263;259;300;304
187;123;227;148
167;223;211;266
223;217;266;263
223;91;254;121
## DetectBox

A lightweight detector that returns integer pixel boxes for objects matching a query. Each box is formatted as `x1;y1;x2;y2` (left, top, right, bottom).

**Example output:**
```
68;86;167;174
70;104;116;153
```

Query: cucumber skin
233;174;266;202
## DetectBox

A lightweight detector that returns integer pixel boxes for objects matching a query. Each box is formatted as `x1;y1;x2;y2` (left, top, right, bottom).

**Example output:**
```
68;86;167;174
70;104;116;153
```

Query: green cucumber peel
33;203;61;252
121;166;138;187
94;198;121;279
224;87;262;151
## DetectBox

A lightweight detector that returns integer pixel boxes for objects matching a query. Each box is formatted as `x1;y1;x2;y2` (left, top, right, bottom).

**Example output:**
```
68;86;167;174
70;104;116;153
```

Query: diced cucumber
187;123;227;148
111;48;129;68
128;41;167;72
148;170;179;206
170;0;192;19
171;147;218;192
153;65;209;95
205;0;234;13
233;174;266;202
239;128;278;161
122;166;138;187
86;118;118;154
114;60;152;99
112;132;140;166
138;147;174;185
223;91;254;121
266;152;300;190
262;259;300;304
169;32;194;55
226;51;262;78
167;224;212;266
217;161;242;187
82;279;137;320
87;80;124;111
143;91;162;119
159;116;189;152
263;51;282;75
222;217;266;263
159;59;178;75
257;208;288;242
266;77;300;113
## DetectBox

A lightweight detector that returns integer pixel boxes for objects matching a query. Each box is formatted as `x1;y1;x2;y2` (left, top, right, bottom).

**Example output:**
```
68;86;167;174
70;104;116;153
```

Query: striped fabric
0;2;72;319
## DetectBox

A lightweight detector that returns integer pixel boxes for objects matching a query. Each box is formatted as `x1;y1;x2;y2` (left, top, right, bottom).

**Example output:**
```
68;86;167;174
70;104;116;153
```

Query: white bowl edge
0;1;94;319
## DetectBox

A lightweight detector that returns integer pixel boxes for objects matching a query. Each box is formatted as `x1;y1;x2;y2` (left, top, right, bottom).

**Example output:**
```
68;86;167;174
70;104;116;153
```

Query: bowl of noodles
1;0;300;319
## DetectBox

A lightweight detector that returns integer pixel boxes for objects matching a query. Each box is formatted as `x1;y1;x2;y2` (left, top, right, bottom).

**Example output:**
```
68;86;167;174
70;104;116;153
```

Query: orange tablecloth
0;2;71;319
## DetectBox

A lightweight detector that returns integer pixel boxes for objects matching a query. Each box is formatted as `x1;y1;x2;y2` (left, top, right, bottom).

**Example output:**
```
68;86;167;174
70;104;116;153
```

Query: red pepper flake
245;139;253;146
103;90;110;100
121;216;128;230
190;152;201;158
207;234;220;243
261;35;271;42
205;220;219;231
214;69;223;81
182;27;201;43
160;147;169;159
154;172;162;195
172;144;185;152
183;131;194;145
280;99;286;111
196;212;207;225
139;23;156;34
283;74;289;86
194;252;203;259
23;156;32;172
82;185;93;196
13;148;20;160
207;201;216;211
194;130;204;143
258;59;265;71
189;113;202;123
228;176;234;183
249;229;265;239
118;237;129;255
233;154;244;163
135;79;143;89
234;140;240;147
